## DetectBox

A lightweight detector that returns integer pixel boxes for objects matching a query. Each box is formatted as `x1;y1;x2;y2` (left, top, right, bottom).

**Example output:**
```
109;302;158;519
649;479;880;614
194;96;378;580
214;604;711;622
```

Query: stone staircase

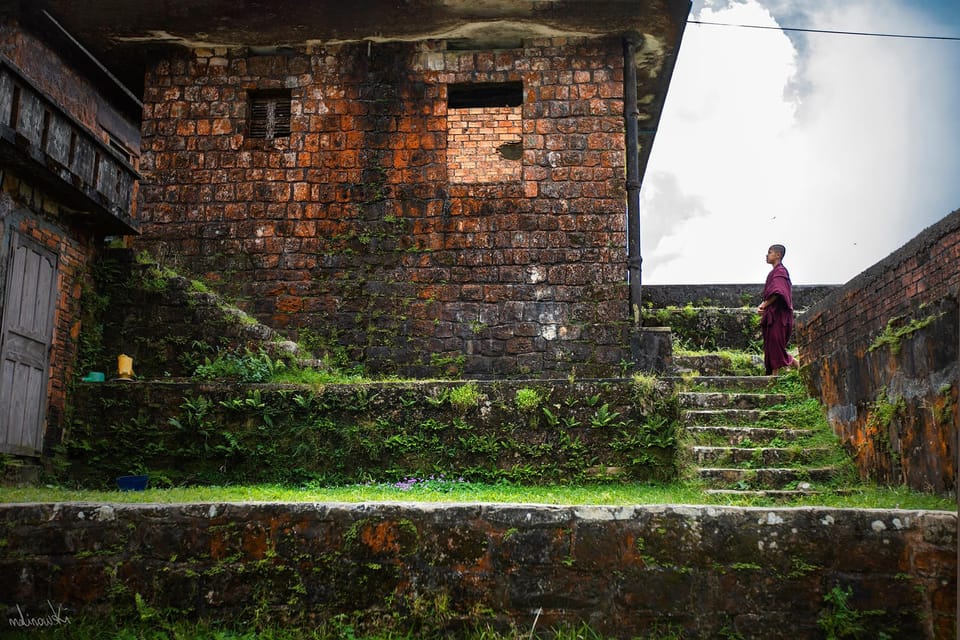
644;287;847;497
677;373;843;497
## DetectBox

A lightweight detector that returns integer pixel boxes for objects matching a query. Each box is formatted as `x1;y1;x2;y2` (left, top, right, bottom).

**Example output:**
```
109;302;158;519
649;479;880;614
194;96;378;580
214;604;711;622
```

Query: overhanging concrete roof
16;0;689;98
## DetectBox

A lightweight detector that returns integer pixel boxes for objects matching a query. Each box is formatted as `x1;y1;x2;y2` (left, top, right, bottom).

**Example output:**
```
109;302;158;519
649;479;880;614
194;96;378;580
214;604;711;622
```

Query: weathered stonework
1;502;954;639
135;37;645;377
798;210;960;493
641;284;835;352
60;378;677;487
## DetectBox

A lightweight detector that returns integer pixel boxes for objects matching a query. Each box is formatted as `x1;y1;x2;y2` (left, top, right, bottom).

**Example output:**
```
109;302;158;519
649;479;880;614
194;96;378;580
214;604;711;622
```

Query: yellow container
117;354;134;380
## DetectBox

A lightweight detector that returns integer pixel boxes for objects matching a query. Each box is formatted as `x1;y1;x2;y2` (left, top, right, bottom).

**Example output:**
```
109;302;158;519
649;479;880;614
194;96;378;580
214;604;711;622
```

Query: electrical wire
688;19;960;42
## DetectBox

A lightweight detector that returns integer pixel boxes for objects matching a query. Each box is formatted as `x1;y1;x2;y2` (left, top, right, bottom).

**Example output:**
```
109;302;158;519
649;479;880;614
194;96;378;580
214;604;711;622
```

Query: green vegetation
0;618;704;640
674;347;764;376
817;585;892;640
449;382;483;412
58;377;679;487
514;387;544;412
868;311;944;355
191;347;370;385
193;350;288;383
645;305;764;354
1;480;952;510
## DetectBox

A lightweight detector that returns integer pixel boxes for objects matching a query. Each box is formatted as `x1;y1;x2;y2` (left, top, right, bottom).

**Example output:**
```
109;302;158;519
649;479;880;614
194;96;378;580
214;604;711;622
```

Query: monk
757;244;798;375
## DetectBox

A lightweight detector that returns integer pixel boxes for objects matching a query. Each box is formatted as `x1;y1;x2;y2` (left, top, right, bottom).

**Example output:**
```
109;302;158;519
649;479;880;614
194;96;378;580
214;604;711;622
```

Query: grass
0;479;953;510
0;619;683;640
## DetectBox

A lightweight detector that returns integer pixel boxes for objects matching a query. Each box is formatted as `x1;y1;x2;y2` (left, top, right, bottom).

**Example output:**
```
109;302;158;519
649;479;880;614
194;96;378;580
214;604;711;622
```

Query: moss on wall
60;379;678;488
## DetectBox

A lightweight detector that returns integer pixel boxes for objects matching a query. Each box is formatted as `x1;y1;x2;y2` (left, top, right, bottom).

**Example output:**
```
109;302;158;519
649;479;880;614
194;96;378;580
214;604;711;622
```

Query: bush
193;350;285;383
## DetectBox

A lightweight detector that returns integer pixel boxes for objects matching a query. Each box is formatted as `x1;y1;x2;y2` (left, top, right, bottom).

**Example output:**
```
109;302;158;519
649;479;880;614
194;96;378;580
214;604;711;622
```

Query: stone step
690;446;832;466
679;392;792;410
688;376;779;391
1;461;41;487
676;372;844;496
673;354;764;377
696;466;838;490
686;426;813;446
682;409;792;427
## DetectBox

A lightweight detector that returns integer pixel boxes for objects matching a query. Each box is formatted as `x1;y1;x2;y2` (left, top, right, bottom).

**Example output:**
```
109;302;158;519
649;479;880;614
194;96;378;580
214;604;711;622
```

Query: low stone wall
642;284;837;311
60;378;677;488
1;502;955;639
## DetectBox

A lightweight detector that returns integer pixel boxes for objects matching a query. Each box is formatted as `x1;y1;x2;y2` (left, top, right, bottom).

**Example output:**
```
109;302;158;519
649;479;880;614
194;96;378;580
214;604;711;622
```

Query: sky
639;0;960;284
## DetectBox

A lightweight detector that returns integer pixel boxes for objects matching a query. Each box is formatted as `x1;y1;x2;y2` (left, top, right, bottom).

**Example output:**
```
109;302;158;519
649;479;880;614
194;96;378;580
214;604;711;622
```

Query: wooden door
0;232;59;456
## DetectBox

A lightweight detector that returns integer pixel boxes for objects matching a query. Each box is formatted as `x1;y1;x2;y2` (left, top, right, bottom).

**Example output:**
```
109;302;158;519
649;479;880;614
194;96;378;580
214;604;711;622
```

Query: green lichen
868;312;944;355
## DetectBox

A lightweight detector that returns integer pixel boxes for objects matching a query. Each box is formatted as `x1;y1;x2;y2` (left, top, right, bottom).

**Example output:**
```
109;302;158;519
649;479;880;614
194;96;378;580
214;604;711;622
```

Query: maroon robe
760;263;795;375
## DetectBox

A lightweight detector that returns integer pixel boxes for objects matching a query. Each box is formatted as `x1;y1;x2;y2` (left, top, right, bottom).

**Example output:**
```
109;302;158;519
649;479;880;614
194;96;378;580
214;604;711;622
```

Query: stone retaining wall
59;378;677;488
797;210;960;492
1;502;955;639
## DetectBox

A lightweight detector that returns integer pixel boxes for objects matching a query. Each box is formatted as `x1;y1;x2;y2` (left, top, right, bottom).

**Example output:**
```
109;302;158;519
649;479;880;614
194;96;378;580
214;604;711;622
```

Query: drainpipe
623;33;643;325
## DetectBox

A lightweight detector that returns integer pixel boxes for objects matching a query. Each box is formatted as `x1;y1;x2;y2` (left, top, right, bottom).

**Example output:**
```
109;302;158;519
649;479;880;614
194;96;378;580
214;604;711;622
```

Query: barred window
248;90;291;140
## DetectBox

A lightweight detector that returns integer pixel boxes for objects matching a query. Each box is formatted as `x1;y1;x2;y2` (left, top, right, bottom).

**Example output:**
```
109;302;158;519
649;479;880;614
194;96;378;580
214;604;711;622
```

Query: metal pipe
623;33;643;324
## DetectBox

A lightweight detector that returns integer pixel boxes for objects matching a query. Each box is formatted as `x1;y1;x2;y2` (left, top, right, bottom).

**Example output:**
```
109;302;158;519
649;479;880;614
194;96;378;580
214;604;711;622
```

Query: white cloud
641;0;960;284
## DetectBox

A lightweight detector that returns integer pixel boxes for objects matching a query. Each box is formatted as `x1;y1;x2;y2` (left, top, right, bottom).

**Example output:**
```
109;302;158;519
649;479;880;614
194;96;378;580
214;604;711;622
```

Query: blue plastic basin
116;475;149;491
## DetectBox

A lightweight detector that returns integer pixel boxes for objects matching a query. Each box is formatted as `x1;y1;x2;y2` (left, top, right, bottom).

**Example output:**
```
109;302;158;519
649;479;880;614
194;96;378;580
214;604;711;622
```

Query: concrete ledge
1;502;955;638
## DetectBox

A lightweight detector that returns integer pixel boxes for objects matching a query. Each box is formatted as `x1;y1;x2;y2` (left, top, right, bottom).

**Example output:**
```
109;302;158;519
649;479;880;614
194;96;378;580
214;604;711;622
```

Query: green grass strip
0;480;952;511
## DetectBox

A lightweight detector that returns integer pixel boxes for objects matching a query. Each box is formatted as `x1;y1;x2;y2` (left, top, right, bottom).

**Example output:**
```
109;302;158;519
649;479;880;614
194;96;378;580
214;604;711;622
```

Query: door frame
0;229;59;456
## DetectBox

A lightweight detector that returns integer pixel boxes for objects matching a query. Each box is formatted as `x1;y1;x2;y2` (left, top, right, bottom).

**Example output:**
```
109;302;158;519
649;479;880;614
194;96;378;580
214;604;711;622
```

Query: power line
689;19;960;42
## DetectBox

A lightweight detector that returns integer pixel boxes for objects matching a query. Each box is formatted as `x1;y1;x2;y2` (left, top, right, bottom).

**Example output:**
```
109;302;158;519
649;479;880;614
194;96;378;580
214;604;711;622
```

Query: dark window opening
448;82;523;109
446;37;523;51
248;90;292;140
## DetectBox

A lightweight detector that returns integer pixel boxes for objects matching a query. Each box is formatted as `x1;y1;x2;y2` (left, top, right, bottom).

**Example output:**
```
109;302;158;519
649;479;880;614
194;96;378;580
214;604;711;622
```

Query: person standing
757;244;798;375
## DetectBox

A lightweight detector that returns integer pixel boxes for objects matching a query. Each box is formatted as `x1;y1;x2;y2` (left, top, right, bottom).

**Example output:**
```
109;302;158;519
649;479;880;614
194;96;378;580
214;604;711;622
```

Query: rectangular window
447;82;523;109
248;90;292;140
446;82;523;184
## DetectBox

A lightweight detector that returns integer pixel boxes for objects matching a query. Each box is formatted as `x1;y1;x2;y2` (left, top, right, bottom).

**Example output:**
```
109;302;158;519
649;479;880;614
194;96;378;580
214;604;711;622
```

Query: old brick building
62;0;687;377
0;9;139;458
0;0;688;465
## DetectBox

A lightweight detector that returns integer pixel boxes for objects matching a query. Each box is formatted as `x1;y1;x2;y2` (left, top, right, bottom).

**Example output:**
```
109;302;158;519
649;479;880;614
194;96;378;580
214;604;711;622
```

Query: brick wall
797;209;960;491
799;211;960;344
446;106;522;183
136;37;633;377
